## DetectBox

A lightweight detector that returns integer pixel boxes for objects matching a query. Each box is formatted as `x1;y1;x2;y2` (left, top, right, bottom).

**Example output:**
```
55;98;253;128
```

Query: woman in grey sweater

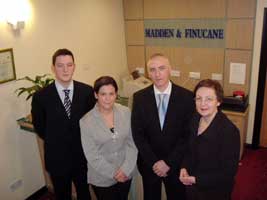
80;76;137;200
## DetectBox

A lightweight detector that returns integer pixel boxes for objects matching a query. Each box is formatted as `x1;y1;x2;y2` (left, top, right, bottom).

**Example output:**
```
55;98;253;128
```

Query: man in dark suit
31;49;95;200
131;53;195;200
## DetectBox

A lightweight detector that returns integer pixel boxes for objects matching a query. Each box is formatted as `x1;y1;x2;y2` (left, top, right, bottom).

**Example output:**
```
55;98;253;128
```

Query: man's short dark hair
52;48;74;65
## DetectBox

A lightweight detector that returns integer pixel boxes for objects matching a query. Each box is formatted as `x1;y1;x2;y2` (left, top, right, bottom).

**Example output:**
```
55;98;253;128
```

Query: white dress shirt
55;80;74;103
153;81;172;108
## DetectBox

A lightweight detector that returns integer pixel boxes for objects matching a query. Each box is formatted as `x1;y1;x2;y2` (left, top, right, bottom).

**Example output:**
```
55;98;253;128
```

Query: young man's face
52;55;75;87
147;56;171;92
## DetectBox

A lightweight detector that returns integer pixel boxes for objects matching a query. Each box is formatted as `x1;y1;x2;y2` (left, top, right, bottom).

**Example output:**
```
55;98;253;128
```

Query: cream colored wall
247;0;267;143
0;0;127;199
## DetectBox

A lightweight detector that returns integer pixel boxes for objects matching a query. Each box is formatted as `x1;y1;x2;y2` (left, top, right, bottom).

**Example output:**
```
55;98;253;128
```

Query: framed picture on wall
0;48;16;84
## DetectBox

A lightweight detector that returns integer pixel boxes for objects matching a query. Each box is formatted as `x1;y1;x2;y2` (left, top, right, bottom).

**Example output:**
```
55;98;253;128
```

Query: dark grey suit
131;83;195;200
31;80;95;200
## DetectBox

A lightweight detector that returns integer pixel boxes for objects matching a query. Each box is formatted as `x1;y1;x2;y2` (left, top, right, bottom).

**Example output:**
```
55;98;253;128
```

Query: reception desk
222;106;249;159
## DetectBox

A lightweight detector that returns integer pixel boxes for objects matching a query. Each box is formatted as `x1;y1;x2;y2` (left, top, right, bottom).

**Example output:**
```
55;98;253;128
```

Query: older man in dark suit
131;53;195;200
31;49;95;200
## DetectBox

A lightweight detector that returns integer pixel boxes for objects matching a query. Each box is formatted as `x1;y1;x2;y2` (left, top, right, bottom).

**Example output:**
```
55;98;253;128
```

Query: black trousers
92;180;132;200
49;168;91;200
186;185;231;200
142;174;185;200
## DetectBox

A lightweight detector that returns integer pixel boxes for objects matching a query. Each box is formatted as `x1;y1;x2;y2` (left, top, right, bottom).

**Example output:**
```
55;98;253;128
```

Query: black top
182;110;240;193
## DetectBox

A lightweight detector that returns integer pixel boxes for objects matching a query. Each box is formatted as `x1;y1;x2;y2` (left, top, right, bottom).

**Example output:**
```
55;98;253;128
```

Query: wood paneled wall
123;0;256;96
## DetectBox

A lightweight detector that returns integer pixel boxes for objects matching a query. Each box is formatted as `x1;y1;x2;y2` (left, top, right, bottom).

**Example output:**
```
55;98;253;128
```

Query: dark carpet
38;148;267;200
38;192;55;200
232;148;267;200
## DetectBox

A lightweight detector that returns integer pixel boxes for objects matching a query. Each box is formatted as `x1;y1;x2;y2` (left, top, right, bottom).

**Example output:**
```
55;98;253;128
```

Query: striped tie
63;89;71;118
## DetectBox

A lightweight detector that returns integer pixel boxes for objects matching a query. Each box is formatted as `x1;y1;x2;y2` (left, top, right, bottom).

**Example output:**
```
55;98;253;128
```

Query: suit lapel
146;86;162;131
191;113;200;137
70;81;80;119
92;104;111;133
162;84;178;131
50;82;64;108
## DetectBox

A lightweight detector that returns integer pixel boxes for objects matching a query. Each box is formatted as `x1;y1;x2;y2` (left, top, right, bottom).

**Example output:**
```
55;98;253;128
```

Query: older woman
179;79;240;200
80;76;137;200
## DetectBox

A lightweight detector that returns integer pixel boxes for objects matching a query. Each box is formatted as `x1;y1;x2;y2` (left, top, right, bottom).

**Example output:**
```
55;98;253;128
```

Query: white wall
0;0;128;199
247;0;267;143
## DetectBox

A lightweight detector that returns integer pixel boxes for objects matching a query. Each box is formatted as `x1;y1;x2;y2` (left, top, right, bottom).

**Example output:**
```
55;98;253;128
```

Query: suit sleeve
180;115;198;173
131;93;159;168
180;138;194;173
166;96;195;169
31;92;46;139
86;87;96;111
196;124;240;187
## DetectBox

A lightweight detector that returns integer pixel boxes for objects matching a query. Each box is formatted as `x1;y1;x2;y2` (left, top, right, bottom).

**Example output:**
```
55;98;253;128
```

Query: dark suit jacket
131;83;194;178
182;111;240;194
31;80;95;176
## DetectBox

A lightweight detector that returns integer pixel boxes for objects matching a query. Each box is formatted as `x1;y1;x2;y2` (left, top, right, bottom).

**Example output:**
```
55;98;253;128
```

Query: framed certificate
0;48;16;84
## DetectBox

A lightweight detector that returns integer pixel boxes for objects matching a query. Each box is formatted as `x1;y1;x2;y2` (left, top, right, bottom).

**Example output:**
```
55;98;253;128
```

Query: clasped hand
153;160;170;177
179;168;196;185
114;169;128;183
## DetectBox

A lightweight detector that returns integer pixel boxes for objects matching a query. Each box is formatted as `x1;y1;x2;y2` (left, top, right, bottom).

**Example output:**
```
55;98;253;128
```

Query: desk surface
222;106;249;117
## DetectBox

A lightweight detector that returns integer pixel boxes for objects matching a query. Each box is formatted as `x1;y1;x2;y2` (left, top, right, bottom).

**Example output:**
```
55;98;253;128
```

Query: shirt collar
55;80;74;91
153;81;172;95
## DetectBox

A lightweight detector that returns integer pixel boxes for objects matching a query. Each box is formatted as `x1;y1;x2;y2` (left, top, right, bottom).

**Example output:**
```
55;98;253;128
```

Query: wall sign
144;19;226;48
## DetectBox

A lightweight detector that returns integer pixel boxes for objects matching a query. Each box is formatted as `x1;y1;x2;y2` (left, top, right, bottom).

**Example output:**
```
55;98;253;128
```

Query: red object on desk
233;91;245;98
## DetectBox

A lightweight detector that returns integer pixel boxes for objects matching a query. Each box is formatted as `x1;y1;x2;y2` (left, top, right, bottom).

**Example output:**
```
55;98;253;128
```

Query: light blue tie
158;94;167;129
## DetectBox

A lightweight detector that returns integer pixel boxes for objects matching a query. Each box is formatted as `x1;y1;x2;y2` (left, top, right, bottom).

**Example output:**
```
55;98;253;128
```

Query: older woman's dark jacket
182;110;240;196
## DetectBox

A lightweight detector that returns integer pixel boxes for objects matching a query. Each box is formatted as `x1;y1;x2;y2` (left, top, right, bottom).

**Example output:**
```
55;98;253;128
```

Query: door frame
247;0;267;146
259;70;267;146
252;8;267;148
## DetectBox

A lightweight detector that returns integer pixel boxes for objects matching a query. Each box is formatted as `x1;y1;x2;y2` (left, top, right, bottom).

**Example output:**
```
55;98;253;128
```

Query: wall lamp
7;20;25;30
0;0;30;30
